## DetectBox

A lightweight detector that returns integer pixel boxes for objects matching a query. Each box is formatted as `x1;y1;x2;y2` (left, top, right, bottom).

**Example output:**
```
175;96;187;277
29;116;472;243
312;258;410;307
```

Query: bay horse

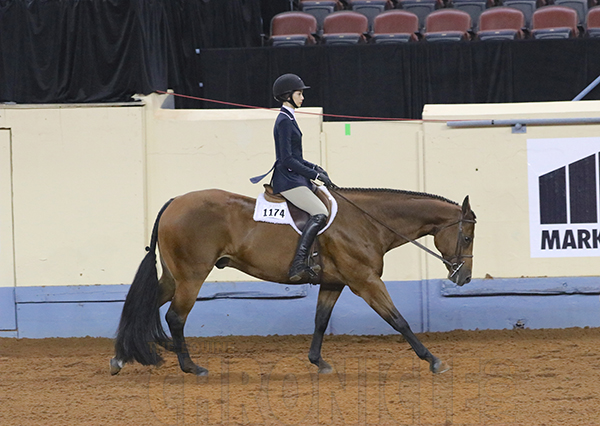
110;186;476;376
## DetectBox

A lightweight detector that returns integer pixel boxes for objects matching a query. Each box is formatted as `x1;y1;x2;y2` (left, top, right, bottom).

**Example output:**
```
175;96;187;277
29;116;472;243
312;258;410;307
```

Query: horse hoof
318;365;333;374
195;366;209;376
430;358;451;374
110;358;124;376
183;363;209;376
318;360;333;374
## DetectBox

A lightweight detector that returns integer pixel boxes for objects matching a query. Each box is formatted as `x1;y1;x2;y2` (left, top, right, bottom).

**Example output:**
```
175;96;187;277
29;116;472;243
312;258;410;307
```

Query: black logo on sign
539;153;599;250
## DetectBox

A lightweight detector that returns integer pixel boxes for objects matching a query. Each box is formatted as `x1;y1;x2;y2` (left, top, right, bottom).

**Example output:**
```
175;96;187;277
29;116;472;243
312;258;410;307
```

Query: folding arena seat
345;0;395;31
477;7;526;40
299;0;344;34
501;0;546;29
553;0;588;27
587;6;600;36
269;12;319;46
531;5;579;38
371;9;420;42
423;9;472;41
321;11;370;44
448;0;495;32
396;0;444;32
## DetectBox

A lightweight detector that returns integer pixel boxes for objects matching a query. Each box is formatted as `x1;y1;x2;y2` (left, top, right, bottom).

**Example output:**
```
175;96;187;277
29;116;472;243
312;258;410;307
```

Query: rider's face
291;90;304;108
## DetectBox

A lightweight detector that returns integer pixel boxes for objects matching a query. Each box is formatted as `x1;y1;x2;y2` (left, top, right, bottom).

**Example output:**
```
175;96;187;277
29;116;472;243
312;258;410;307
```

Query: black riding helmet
273;73;310;108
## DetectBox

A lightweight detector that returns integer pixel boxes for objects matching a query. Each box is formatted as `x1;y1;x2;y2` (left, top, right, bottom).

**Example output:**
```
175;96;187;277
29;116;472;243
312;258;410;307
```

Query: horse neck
344;190;461;250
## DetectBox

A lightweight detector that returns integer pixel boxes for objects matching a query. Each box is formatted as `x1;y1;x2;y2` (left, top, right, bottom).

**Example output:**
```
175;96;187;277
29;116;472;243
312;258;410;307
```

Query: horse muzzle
448;262;472;286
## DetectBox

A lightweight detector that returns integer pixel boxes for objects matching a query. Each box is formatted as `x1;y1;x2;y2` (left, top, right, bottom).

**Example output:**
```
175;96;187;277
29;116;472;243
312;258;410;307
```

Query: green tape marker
345;123;351;136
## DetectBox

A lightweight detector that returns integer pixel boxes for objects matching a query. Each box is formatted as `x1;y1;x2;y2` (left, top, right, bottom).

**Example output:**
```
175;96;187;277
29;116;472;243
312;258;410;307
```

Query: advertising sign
528;137;600;258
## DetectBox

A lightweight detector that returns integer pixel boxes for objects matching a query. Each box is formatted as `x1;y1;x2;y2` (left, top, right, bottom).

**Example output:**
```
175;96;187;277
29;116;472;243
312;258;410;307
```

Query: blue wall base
0;286;16;331
430;281;600;332
3;277;600;338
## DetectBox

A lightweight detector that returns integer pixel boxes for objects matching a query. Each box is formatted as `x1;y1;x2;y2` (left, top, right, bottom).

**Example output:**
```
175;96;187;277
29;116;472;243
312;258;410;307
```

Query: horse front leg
166;279;208;376
351;278;450;374
308;284;344;373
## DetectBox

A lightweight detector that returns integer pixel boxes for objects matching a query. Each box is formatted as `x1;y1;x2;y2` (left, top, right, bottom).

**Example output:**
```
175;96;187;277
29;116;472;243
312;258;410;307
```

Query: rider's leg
281;186;328;282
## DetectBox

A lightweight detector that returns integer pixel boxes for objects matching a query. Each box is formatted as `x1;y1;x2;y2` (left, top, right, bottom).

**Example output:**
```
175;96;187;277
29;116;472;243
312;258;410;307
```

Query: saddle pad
253;186;338;235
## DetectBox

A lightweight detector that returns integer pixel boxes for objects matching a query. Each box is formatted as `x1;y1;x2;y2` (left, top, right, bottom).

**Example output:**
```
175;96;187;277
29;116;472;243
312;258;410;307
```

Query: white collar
282;105;296;120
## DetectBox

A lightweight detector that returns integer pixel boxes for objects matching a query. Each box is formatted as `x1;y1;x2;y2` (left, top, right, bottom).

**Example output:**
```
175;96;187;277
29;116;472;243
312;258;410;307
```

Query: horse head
434;195;476;286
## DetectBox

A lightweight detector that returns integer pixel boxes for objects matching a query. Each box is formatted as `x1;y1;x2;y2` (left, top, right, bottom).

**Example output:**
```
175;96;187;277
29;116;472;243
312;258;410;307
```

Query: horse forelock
335;187;459;207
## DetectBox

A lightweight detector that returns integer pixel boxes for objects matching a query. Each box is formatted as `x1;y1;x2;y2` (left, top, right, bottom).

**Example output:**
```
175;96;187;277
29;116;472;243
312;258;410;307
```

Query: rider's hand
317;173;336;189
315;165;329;178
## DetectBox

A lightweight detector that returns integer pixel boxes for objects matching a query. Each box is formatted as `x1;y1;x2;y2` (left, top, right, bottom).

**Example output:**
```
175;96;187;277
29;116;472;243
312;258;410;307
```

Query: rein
328;186;474;277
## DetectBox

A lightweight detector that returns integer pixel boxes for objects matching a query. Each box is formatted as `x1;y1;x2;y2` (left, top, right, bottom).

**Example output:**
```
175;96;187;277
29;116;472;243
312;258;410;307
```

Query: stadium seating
271;1;594;44
501;0;543;29
269;12;319;46
299;0;344;34
346;0;395;31
531;5;579;38
448;0;495;32
424;9;472;41
322;11;370;44
477;7;526;40
553;0;588;27
371;9;420;42
587;6;600;36
396;0;444;32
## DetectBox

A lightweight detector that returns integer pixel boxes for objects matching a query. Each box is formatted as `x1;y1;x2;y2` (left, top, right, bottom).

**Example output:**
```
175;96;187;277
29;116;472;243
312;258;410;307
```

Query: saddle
262;184;333;231
262;184;334;284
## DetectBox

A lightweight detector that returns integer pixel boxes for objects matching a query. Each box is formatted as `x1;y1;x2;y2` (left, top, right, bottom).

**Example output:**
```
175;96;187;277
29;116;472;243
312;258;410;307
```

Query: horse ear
461;195;471;215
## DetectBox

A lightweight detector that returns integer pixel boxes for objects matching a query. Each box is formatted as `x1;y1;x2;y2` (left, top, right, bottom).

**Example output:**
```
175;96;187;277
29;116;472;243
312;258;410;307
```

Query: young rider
271;73;335;283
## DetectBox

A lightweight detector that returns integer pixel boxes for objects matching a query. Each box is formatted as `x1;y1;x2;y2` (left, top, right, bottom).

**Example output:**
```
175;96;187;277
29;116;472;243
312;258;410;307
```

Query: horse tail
114;198;174;366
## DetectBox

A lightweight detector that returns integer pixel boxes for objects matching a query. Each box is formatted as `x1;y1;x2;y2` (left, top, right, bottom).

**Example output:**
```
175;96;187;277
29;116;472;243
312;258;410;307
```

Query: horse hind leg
166;274;211;376
158;256;176;306
351;278;450;374
308;284;344;374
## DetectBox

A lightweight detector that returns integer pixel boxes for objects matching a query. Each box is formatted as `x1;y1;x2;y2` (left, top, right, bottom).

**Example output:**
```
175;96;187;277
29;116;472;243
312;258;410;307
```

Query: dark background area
1;0;600;120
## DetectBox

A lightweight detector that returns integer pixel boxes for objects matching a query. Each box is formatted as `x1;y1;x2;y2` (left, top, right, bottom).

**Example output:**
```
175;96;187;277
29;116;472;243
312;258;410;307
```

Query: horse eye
463;236;472;244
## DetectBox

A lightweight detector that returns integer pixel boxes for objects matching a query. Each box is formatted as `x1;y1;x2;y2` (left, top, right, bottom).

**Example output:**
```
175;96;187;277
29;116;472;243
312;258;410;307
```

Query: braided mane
335;187;459;206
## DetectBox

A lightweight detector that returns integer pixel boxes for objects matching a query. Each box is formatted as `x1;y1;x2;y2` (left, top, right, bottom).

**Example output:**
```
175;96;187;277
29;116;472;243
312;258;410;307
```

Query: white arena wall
1;93;600;338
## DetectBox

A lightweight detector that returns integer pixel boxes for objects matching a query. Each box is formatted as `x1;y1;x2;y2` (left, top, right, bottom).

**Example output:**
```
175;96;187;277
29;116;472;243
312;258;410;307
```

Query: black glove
316;172;336;188
315;165;329;179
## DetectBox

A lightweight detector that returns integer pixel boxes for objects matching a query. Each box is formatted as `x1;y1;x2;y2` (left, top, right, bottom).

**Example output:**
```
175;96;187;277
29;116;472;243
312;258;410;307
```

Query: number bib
253;194;292;225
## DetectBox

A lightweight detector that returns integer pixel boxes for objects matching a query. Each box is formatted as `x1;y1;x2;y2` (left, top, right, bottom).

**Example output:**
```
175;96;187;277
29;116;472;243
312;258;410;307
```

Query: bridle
329;187;476;278
436;217;477;278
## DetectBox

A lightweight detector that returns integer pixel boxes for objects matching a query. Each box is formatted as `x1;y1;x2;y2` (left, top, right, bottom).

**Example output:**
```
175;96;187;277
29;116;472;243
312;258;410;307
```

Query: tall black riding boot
288;214;328;283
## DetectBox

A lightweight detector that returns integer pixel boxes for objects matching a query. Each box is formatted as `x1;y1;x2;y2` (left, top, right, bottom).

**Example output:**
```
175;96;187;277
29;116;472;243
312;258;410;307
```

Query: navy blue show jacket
271;107;319;194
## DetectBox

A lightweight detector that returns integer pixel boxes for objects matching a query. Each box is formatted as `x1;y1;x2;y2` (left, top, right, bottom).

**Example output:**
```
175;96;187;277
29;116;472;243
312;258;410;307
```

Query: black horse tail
114;198;174;365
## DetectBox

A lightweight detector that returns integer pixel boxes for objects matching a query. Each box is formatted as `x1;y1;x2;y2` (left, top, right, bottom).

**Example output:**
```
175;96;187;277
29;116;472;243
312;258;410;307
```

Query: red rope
155;90;430;122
